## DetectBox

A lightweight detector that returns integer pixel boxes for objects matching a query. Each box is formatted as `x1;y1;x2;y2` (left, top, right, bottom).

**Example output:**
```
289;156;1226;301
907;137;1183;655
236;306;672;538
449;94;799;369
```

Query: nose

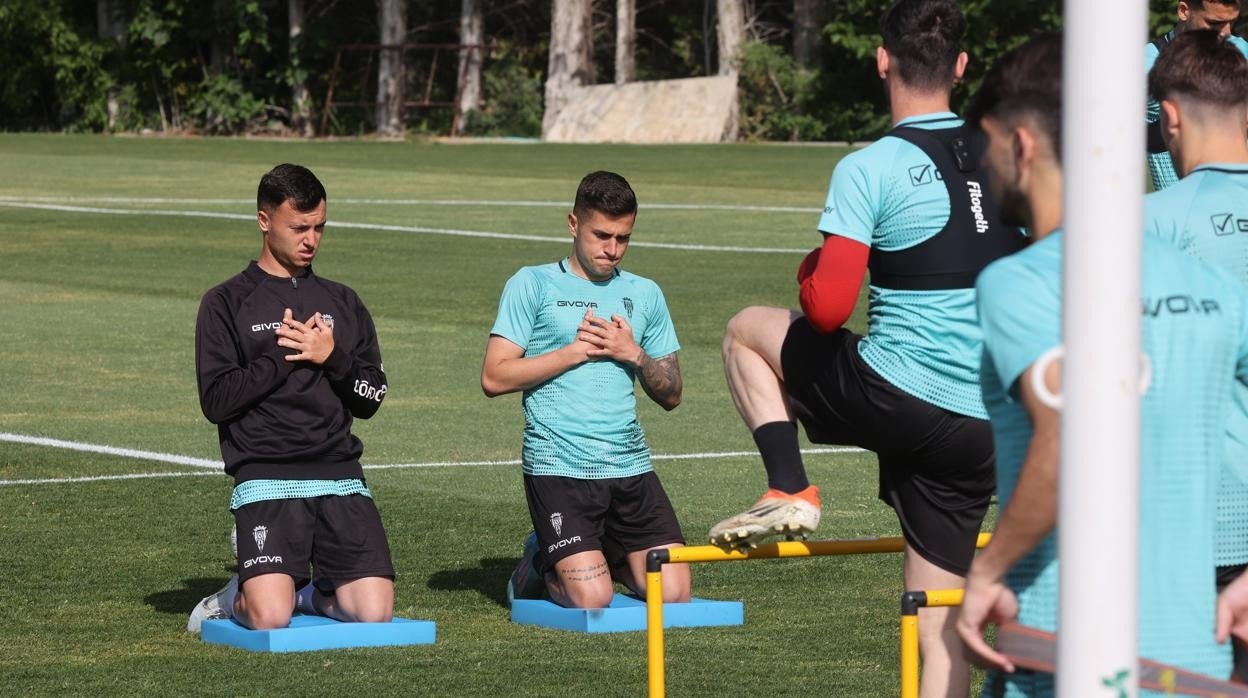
1219;24;1233;37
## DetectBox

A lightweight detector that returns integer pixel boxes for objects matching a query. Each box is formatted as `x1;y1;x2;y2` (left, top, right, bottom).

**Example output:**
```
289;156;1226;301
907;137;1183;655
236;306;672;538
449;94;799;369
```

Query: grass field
0;134;991;696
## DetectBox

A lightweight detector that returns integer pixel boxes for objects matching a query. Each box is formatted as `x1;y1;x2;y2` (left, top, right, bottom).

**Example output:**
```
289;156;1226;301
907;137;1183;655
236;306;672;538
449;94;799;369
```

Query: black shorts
233;494;395;590
522;471;685;573
781;321;995;576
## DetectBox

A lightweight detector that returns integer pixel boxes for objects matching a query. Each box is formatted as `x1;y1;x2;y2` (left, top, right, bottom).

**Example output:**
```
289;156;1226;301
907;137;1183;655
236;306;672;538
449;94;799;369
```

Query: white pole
1059;2;1146;696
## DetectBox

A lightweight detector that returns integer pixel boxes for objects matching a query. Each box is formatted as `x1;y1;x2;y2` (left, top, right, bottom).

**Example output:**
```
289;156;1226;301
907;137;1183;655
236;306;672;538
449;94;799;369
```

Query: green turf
0;134;991;696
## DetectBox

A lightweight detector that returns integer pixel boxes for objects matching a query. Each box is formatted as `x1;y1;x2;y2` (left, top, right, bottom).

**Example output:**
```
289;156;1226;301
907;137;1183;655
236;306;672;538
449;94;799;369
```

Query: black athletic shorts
522;471;685;573
233;494;395;591
780;321;996;577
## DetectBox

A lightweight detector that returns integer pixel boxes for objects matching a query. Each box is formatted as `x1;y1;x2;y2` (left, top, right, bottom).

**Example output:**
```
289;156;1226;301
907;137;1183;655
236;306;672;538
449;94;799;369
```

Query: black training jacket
195;262;387;482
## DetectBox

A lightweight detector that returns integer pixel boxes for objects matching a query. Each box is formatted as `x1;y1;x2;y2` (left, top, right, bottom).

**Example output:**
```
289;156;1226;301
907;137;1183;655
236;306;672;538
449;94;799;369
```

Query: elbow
661;388;682;411
481;373;506;398
199;398;229;425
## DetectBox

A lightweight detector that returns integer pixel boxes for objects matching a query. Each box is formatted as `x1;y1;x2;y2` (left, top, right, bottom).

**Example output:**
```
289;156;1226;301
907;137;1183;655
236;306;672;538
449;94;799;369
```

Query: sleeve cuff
321;344;352;381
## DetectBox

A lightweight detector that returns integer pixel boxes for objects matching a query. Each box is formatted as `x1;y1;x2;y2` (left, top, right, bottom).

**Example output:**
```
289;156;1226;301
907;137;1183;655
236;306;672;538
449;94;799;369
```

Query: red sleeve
797;234;869;334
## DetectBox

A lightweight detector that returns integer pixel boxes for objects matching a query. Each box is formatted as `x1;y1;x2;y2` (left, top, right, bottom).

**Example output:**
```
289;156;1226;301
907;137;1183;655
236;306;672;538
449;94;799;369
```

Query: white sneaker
708;486;822;549
186;575;238;633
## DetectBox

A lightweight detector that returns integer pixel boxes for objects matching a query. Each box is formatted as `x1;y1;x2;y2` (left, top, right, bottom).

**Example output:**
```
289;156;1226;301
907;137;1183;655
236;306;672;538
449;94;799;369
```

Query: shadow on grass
145;576;231;615
426;556;515;608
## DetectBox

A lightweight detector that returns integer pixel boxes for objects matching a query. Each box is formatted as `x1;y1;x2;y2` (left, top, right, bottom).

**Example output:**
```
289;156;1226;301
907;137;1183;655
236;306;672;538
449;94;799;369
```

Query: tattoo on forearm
638;353;682;407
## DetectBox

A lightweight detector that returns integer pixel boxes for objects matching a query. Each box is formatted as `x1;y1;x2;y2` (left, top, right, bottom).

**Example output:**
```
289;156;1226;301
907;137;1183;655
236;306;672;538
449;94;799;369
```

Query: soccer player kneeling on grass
956;33;1248;692
187;164;395;632
481;171;691;609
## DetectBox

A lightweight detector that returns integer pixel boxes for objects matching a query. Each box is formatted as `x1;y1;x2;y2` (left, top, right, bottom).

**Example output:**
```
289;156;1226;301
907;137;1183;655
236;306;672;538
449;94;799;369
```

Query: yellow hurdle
645;533;990;698
899;588;966;698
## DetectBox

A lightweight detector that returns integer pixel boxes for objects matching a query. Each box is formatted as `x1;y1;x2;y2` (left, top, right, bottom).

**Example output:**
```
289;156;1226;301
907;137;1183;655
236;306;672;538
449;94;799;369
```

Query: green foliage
736;41;826;142
460;50;544;138
0;2;111;131
186;74;265;135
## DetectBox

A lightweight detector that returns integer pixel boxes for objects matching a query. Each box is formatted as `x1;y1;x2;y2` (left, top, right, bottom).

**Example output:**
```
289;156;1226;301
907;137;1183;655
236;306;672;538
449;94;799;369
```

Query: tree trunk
97;0;126;131
457;0;484;116
794;0;826;70
211;0;231;75
716;0;745;76
542;0;594;136
376;0;407;136
289;0;314;137
615;0;635;85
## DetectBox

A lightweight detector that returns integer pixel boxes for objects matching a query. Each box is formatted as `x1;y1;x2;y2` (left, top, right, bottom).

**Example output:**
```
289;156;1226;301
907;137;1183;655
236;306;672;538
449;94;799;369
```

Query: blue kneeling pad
201;613;436;652
510;594;743;633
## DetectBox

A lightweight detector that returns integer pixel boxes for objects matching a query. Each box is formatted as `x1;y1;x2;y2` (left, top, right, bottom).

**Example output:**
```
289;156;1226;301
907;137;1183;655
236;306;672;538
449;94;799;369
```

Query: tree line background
0;1;1191;142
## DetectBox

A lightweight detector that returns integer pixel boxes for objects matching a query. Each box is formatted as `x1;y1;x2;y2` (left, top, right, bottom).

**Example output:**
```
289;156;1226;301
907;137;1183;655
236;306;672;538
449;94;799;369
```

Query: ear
257;209;270;234
1160;99;1182;141
567;212;578;237
1177;0;1191;22
953;51;969;83
877;46;889;80
1013;125;1039;187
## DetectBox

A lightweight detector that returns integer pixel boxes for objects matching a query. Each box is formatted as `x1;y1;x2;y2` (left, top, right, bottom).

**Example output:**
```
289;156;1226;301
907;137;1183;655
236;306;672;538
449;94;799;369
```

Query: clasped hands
573;309;643;367
274;308;335;365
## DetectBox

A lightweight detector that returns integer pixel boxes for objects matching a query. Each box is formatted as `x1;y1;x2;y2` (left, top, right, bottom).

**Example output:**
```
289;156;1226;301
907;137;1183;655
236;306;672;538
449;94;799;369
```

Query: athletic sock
295;583;316;614
219;576;239;614
752;421;809;494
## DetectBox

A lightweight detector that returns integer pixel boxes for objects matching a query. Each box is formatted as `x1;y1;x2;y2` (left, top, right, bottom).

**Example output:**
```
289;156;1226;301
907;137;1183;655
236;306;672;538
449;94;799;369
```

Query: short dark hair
572;171;637;219
257;163;327;213
880;0;967;91
1149;29;1248;110
966;32;1064;160
1186;0;1241;11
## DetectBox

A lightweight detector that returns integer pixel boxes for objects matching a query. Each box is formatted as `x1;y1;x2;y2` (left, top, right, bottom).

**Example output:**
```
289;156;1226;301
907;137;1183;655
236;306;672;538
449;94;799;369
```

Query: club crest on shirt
622;297;634;318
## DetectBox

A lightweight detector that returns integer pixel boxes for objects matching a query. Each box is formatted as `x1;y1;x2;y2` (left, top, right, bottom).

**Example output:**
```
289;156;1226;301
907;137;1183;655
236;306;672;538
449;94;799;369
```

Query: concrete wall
543;75;738;144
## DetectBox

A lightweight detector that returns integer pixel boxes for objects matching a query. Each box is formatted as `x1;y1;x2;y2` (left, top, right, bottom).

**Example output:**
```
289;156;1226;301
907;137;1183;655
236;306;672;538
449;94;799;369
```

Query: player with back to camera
1144;0;1248;190
187;163;395;632
481;170;692;610
1144;28;1248;681
955;33;1248;694
707;1;1025;694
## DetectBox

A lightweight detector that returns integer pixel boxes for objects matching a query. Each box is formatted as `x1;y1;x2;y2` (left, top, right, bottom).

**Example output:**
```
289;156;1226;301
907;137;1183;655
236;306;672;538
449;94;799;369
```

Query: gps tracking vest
867;122;1026;290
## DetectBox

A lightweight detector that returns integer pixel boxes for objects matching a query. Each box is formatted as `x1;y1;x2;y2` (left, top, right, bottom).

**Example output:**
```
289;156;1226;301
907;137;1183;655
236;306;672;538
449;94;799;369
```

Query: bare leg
722;306;802;429
904;546;971;698
615;543;692;603
547;550;616;609
313;576;394;623
234;573;295;630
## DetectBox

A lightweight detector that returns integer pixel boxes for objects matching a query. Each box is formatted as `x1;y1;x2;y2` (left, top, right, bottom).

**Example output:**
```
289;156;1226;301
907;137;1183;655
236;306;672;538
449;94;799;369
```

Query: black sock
752;421;808;494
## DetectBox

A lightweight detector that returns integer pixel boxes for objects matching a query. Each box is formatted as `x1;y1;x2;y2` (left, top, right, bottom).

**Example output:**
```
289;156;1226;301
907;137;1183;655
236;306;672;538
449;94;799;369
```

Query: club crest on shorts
321;313;334;329
549;512;563;537
622;297;634;318
252;525;269;552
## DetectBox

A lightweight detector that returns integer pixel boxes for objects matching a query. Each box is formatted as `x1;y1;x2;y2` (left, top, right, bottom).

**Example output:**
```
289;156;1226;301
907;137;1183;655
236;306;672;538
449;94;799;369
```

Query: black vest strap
867;124;1027;291
1148;35;1172;155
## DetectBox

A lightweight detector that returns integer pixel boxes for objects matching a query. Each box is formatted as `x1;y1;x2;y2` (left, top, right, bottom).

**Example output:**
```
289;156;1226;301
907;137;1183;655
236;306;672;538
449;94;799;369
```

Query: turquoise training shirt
1145;32;1248;191
817;111;989;419
977;231;1248;696
490;259;680;479
1146;164;1248;566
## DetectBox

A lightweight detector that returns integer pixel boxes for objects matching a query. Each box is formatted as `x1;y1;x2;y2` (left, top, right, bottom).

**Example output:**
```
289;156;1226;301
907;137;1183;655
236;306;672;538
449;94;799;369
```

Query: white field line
0;195;820;214
0;200;809;254
0;432;865;486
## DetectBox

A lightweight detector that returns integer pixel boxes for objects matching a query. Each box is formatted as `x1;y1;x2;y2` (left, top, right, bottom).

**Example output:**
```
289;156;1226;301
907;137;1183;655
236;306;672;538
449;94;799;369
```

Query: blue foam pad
510;594;743;633
201;613;436;652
